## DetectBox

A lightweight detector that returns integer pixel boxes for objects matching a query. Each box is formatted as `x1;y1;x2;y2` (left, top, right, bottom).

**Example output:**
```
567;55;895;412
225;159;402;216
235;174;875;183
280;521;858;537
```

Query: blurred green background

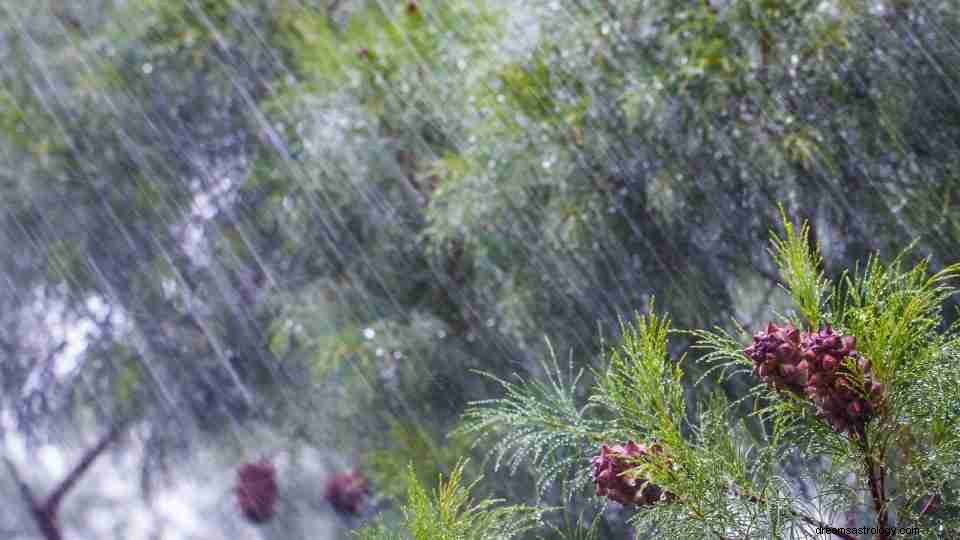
0;0;959;538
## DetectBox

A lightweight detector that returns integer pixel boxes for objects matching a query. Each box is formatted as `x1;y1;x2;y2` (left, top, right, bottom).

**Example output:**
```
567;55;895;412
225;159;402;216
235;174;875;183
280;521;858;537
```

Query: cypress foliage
453;216;960;539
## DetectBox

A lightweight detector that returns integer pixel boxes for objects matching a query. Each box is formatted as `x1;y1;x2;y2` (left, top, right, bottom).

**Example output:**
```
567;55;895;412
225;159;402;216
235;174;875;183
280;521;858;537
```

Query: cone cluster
744;322;807;394
324;469;370;516
235;460;279;524
745;323;885;435
590;441;672;506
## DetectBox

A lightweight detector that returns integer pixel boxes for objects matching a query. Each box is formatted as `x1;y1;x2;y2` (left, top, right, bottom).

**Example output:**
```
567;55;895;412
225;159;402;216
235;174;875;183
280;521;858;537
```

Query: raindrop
141;63;154;75
363;328;376;340
457;58;467;71
601;23;610;35
375;347;385;357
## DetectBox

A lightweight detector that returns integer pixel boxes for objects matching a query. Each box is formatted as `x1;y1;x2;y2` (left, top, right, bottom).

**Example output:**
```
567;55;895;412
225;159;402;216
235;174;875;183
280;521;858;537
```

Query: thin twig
45;424;123;512
3;456;39;509
919;494;941;515
4;423;126;540
736;487;858;540
856;426;890;540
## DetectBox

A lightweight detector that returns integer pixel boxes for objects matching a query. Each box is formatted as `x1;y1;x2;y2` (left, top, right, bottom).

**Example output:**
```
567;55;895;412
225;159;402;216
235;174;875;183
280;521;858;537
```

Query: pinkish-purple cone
235;460;279;524
744;323;807;395
590;441;672;506
800;326;884;435
324;469;370;516
747;323;886;436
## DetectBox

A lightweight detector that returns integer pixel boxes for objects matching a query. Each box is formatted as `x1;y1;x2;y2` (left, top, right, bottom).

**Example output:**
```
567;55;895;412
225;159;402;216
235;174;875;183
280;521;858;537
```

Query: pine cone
744;323;807;395
324;469;370;516
801;326;884;435
235;460;279;524
590;441;673;506
747;324;886;436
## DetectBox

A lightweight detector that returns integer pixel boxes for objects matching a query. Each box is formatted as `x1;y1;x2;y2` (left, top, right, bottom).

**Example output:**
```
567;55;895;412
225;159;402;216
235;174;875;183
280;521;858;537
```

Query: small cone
324;469;370;516
235;460;279;524
744;323;806;395
748;323;886;436
590;441;673;506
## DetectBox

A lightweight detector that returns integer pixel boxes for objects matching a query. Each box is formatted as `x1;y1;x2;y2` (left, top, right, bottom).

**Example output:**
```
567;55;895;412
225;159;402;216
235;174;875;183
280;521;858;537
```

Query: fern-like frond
829;253;960;386
546;505;605;540
355;459;550;540
591;307;686;448
688;323;753;386
453;339;606;500
770;208;829;329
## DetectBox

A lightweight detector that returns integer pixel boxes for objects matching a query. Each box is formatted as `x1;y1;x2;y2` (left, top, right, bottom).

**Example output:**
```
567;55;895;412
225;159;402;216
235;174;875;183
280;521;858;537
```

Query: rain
1;0;959;538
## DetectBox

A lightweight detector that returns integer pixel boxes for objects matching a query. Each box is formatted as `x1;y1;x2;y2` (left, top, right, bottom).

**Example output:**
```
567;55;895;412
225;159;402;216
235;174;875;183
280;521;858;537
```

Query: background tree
1;0;959;538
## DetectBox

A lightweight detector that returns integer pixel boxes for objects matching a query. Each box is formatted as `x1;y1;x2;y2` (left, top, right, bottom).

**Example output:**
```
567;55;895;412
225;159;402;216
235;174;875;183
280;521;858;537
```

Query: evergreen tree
454;216;960;538
2;0;960;537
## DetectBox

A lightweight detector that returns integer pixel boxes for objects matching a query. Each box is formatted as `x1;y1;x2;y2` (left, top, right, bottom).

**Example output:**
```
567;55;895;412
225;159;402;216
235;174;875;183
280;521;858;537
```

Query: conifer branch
919;493;941;515
4;456;61;540
855;426;890;540
732;487;857;540
4;423;125;540
3;455;41;513
45;424;123;513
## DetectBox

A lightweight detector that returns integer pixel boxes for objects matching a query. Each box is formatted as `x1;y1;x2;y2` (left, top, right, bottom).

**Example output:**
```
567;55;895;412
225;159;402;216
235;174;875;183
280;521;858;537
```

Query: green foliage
454;340;606;500
459;303;810;537
593;308;685;444
5;0;960;536
462;217;960;537
698;219;960;535
364;421;475;502
769;209;829;329
355;460;548;540
545;508;605;540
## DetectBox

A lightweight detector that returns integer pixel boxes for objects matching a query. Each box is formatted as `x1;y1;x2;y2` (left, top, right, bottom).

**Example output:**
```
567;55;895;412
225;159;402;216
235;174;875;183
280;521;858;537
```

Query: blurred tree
1;0;959;537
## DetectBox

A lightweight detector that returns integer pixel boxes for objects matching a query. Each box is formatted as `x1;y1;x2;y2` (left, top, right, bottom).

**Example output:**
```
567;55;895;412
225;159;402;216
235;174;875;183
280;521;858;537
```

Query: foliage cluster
454;218;960;538
1;0;960;537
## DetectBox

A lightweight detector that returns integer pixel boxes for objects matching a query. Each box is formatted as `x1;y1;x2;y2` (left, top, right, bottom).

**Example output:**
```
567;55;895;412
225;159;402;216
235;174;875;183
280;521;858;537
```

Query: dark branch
856;427;890;540
735;487;858;540
4;423;125;540
4;456;59;540
920;493;941;515
3;456;39;510
43;424;124;513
